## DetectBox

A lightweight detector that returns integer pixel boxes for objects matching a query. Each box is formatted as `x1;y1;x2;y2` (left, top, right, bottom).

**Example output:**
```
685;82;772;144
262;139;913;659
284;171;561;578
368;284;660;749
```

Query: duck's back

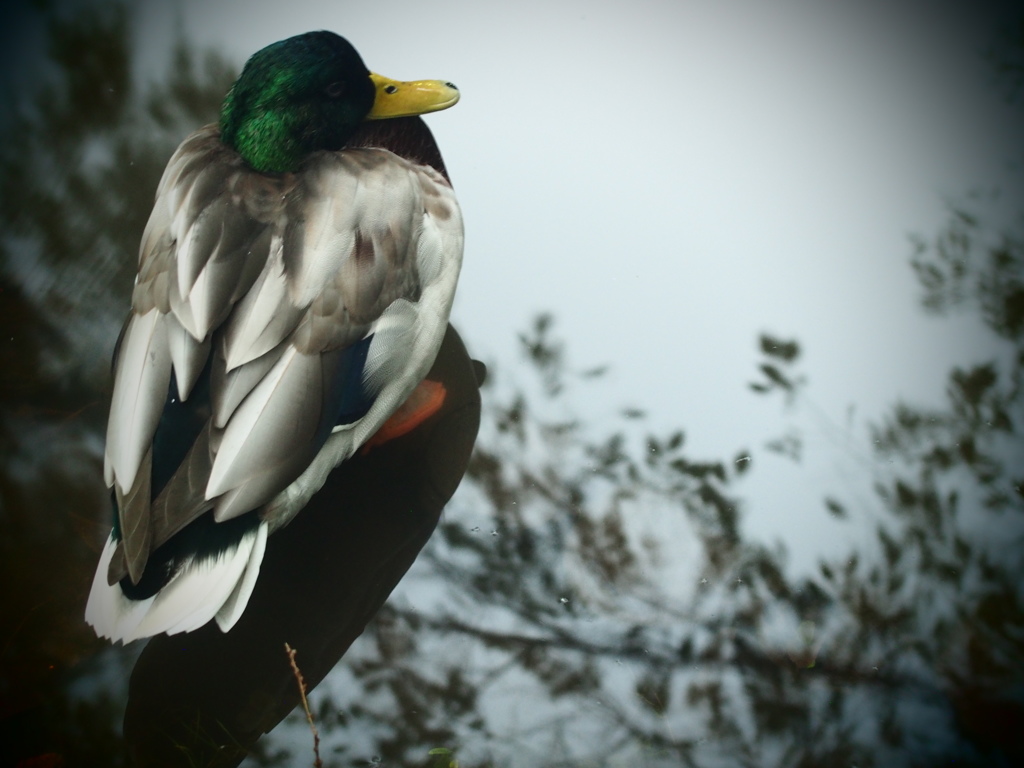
87;122;463;643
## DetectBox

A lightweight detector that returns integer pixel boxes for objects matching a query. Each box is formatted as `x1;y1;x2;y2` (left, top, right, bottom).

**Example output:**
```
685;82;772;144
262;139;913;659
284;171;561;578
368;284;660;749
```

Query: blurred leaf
824;497;848;519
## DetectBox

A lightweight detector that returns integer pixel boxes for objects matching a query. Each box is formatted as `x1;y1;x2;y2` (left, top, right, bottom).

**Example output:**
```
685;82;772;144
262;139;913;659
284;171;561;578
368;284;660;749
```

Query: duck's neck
220;109;308;174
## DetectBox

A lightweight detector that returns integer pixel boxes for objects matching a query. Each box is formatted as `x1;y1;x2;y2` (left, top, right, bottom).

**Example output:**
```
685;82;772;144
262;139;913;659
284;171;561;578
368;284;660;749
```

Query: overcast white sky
10;0;1024;572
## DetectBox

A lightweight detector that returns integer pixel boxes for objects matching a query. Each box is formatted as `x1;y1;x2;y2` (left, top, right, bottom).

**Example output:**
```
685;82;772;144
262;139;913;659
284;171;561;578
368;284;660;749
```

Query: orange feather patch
363;380;447;451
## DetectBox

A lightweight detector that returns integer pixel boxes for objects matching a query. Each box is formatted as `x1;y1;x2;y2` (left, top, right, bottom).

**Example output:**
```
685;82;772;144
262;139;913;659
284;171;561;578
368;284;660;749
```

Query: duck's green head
220;31;460;174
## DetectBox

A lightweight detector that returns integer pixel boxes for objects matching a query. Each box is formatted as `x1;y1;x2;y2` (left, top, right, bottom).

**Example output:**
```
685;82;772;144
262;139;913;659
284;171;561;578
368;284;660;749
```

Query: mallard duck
86;31;464;644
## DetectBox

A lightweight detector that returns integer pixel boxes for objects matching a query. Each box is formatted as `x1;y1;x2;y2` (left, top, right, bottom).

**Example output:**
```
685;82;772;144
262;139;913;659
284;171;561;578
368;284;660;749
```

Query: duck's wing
102;126;463;587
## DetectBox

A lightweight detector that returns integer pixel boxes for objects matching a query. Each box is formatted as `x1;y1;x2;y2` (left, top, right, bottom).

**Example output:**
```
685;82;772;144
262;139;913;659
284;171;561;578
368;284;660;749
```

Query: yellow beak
367;73;460;119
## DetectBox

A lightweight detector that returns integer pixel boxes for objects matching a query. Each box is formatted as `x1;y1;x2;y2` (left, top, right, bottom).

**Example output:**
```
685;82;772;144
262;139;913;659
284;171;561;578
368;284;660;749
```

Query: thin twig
285;642;323;768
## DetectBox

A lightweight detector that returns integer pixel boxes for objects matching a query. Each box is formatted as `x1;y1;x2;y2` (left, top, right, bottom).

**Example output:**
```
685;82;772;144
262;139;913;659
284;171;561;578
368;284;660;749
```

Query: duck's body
85;31;464;643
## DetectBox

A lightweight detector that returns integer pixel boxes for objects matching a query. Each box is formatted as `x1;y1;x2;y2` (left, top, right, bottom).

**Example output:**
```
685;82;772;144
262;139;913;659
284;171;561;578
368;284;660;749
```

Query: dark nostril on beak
445;82;458;90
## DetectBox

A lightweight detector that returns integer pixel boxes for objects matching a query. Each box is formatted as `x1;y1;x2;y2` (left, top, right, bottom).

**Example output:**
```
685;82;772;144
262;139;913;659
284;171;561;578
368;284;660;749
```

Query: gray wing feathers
106;309;172;495
106;422;215;585
207;346;337;520
104;132;463;582
210;340;284;428
283;152;421;329
362;300;420;393
166;321;209;401
221;244;304;369
114;446;153;584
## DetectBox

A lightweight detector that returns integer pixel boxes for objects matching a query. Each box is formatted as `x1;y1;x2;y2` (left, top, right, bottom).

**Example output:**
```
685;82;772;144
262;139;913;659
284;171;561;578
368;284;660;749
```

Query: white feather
186;255;217;341
215;521;269;632
291;170;359;305
222;237;296;370
174;183;207;301
125;522;266;642
166;318;209;400
105;309;170;493
85;534;155;643
206;345;308;500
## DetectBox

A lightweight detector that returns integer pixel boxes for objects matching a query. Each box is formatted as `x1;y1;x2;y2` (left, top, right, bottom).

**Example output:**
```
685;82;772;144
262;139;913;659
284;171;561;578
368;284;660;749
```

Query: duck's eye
325;81;346;98
383;84;398;94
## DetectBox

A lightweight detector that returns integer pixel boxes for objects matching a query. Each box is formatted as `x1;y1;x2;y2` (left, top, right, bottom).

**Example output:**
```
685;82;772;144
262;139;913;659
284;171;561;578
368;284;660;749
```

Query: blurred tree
0;3;234;764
